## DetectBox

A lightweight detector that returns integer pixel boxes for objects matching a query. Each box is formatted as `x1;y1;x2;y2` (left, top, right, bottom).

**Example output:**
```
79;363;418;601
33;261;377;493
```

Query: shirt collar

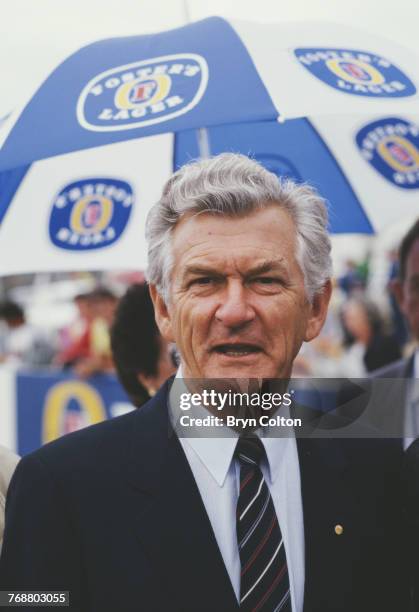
169;366;291;487
169;366;237;486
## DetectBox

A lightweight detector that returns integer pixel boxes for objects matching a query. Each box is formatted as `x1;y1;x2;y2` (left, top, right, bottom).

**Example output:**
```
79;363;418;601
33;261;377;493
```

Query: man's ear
149;284;175;343
304;279;333;342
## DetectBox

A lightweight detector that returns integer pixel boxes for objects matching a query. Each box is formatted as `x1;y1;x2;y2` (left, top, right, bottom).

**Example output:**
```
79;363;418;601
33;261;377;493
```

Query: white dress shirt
169;371;305;612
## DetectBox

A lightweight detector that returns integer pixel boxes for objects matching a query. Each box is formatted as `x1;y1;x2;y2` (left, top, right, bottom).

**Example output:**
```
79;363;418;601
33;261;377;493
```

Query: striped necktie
235;436;291;612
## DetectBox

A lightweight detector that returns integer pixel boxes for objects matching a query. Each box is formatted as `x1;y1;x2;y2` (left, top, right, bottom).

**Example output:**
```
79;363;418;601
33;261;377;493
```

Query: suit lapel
126;384;238;612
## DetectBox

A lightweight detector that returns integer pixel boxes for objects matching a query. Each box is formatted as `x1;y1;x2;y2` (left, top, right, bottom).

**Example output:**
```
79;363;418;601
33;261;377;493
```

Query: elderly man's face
151;205;330;379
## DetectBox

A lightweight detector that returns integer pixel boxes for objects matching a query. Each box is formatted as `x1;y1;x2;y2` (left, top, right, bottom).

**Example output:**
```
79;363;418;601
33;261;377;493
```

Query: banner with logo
0;17;276;171
2;18;419;172
0;134;173;275
233;20;419;119
310;113;419;232
10;369;133;456
1;18;419;275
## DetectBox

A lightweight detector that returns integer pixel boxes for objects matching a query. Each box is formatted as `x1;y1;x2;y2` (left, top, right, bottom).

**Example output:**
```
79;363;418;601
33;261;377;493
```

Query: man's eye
190;277;214;286
253;277;280;285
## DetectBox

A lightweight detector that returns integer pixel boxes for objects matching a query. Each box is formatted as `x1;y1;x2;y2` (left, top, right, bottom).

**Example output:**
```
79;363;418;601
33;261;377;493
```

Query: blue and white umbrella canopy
0;17;419;274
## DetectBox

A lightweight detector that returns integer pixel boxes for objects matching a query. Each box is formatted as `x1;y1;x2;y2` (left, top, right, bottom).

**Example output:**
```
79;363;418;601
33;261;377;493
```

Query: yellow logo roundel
70;194;113;235
295;48;416;98
325;58;385;86
377;136;419;174
114;74;172;110
49;178;133;251
42;380;107;444
356;118;419;189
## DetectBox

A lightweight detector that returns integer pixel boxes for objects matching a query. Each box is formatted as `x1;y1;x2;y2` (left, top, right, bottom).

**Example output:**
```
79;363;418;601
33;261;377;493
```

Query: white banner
0;133;173;275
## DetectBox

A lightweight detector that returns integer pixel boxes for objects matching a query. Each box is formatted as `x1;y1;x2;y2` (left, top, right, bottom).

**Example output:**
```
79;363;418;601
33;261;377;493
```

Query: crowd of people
0;282;178;385
0;258;413;388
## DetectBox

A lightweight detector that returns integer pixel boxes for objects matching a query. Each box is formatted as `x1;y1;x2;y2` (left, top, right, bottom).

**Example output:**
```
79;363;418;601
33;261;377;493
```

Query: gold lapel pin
334;524;344;535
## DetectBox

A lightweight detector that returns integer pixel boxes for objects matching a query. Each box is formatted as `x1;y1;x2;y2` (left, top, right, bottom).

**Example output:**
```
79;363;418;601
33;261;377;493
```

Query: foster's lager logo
43;380;106;444
356;118;419;189
295;48;416;97
49;178;134;250
77;54;208;132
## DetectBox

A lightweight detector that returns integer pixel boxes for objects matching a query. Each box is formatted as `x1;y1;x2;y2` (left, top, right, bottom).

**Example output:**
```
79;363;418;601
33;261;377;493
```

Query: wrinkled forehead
170;206;300;276
171;206;296;245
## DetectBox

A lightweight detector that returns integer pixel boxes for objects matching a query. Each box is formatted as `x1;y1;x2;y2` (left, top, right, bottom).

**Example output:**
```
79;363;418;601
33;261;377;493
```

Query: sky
2;0;419;118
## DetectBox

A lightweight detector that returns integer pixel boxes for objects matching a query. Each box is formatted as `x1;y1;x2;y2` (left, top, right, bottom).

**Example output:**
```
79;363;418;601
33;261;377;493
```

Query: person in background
55;292;94;367
65;287;118;378
373;218;419;448
0;301;55;366
387;249;409;349
110;283;177;406
0;446;19;552
389;218;419;368
340;296;401;376
338;259;366;296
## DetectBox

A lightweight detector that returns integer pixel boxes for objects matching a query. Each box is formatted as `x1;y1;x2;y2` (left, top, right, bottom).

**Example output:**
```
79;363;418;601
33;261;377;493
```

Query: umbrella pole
197;127;211;159
181;0;211;158
181;0;191;23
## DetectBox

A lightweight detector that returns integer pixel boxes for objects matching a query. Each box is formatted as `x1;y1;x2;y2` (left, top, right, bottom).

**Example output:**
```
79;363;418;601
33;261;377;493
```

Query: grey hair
145;153;332;303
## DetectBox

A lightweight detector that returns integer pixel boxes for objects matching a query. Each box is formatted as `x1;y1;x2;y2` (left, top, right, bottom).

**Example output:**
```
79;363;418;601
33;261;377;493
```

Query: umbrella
0;17;419;275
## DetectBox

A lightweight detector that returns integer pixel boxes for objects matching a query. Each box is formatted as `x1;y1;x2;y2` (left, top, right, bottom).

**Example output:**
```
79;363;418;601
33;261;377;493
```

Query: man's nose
215;281;255;329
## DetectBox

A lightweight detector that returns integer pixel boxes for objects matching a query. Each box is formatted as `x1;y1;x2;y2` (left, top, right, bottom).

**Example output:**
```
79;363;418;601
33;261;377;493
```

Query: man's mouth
212;343;262;357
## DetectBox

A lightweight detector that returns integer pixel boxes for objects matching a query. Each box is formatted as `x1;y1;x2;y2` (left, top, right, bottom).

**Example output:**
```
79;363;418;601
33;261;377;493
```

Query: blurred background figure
338;258;368;296
387;249;409;349
0;445;19;552
340;297;401;376
390;218;419;363
111;283;177;407
55;291;94;367
72;287;118;378
55;287;118;377
373;218;419;448
0;301;55;366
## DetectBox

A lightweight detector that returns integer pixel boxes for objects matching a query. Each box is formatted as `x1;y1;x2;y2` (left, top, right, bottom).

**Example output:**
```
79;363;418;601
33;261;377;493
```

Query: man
372;218;419;448
0;154;407;611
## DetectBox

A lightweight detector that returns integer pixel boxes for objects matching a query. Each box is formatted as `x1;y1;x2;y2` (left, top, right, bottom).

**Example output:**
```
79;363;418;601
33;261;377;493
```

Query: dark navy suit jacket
0;380;408;611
